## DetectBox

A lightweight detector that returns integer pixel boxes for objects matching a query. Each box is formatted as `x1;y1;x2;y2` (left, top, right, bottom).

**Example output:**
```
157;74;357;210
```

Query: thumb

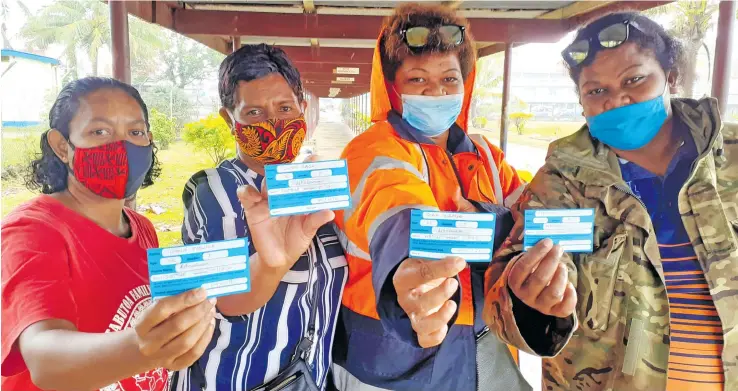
455;189;476;213
237;185;263;210
304;154;322;163
301;209;335;236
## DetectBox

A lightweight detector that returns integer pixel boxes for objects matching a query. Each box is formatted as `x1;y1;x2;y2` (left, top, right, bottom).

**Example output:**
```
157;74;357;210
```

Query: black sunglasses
562;20;645;68
401;24;465;51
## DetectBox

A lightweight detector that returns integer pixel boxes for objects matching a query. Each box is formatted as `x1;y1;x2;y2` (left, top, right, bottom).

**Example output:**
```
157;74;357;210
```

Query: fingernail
447;278;459;291
194;288;207;300
542;238;554;248
209;298;217;306
453;257;466;268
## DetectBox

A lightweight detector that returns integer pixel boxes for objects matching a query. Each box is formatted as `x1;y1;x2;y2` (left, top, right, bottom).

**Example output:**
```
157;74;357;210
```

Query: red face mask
234;116;307;164
70;140;153;199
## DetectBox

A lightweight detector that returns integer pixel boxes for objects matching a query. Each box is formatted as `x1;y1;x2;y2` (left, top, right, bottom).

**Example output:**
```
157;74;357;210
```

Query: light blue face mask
586;85;669;151
401;94;464;137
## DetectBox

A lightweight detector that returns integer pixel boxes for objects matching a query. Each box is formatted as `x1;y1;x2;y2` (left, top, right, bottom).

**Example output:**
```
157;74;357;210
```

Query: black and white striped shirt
172;158;347;391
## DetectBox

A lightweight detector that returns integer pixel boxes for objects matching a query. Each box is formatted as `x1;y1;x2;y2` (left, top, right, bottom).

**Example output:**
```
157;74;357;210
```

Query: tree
138;85;196;135
645;1;718;98
20;0;163;82
149;108;176;150
509;112;534;135
1;0;31;49
183;114;235;165
160;33;223;89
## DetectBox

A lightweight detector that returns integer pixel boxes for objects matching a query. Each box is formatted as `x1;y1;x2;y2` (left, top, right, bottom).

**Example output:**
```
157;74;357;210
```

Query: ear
47;129;71;164
147;130;154;144
220;107;235;136
667;70;679;93
300;99;308;114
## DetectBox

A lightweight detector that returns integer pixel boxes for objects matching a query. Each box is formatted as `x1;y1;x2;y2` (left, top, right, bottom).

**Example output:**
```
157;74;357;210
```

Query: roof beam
294;62;372;75
300;72;370;83
279;46;373;64
171;9;571;43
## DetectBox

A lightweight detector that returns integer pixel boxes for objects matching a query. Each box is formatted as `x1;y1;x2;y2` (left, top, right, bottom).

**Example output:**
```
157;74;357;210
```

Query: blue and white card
523;209;595;253
147;238;250;299
265;159;351;216
409;210;496;263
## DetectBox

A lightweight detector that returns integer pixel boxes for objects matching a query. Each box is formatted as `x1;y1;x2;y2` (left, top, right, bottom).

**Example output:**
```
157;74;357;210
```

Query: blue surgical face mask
401;94;464;137
586;85;669;151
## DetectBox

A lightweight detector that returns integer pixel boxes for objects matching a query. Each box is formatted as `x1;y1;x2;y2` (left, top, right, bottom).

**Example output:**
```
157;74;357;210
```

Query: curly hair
565;12;685;88
219;43;304;110
379;3;477;82
26;77;161;194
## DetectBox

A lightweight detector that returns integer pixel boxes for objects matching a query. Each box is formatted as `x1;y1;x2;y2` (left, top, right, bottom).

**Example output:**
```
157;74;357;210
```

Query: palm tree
645;0;719;99
20;0;163;83
1;0;31;49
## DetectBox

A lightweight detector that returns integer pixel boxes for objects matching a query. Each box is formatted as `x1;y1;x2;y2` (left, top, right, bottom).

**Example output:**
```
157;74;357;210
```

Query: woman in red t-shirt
1;77;216;391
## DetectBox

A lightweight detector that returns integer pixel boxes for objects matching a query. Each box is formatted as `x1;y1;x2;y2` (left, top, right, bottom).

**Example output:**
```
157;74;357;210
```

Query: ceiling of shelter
124;1;667;98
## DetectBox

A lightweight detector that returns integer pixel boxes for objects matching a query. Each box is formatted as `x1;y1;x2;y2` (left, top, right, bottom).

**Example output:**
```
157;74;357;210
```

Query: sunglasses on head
562;19;646;68
401;24;465;52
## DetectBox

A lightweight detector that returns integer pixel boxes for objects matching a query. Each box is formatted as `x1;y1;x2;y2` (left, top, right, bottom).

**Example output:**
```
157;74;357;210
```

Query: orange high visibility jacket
332;37;525;391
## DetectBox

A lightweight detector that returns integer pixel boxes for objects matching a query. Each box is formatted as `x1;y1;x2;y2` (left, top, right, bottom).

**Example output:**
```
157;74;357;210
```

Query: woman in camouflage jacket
484;12;738;391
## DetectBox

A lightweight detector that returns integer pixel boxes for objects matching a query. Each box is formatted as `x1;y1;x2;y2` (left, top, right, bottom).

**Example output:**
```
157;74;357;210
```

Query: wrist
253;253;292;277
123;327;159;374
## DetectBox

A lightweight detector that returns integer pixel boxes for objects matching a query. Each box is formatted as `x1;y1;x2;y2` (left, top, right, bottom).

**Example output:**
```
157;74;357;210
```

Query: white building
1;49;60;128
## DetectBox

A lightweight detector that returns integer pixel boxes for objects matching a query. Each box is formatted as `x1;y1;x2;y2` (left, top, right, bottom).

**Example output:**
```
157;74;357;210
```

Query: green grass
1;140;220;247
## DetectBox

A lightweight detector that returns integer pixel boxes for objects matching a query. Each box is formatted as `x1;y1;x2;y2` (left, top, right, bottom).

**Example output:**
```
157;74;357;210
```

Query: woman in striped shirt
172;44;347;391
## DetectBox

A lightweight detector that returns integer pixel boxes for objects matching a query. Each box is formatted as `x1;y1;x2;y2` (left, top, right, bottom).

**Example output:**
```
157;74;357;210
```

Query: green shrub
509;112;534;135
472;116;489;129
149;108;177;150
183;114;235;165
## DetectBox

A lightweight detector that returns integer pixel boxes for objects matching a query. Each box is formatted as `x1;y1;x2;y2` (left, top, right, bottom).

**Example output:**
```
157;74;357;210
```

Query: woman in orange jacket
331;3;529;391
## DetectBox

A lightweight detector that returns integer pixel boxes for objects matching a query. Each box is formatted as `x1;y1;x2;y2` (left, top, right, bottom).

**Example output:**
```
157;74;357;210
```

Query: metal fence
342;92;371;134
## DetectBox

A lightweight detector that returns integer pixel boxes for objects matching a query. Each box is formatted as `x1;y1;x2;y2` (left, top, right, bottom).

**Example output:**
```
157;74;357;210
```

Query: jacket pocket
576;233;627;335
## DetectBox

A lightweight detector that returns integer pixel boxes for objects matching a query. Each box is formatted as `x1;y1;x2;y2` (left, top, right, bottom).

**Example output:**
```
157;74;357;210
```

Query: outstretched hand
237;181;334;270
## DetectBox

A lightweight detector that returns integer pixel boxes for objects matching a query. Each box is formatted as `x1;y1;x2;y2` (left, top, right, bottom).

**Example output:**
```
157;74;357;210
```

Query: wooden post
232;36;241;53
110;0;136;210
499;44;513;155
110;1;131;84
711;0;736;114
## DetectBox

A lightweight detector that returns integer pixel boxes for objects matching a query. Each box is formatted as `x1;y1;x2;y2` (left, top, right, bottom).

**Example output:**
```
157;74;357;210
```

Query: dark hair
218;44;304;110
380;3;477;82
26;77;161;194
565;12;685;87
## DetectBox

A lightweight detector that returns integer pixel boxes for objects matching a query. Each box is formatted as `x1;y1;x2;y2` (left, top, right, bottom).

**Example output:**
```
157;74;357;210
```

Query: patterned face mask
69;140;153;199
234;116;307;164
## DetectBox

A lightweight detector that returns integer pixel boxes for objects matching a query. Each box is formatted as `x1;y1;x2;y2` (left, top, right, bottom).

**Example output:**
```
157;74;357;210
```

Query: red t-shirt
1;195;169;391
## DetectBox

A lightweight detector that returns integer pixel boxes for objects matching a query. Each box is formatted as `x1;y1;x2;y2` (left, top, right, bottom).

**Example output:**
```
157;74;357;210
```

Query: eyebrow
89;117;146;126
617;63;643;78
445;68;461;73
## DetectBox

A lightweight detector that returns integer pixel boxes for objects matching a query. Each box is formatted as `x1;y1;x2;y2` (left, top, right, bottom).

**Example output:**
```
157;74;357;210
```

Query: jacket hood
369;33;476;132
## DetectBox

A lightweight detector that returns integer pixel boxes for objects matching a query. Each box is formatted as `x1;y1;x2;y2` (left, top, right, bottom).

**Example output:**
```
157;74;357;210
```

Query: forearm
217;253;290;316
21;327;153;391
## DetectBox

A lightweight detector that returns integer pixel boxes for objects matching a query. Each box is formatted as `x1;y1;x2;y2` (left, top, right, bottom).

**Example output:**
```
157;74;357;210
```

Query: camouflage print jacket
484;98;738;391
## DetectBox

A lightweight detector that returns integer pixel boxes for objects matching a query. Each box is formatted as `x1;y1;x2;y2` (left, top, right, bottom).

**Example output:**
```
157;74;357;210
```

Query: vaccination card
265;159;351;217
523;209;595;253
147;238;250;299
409;210;496;263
